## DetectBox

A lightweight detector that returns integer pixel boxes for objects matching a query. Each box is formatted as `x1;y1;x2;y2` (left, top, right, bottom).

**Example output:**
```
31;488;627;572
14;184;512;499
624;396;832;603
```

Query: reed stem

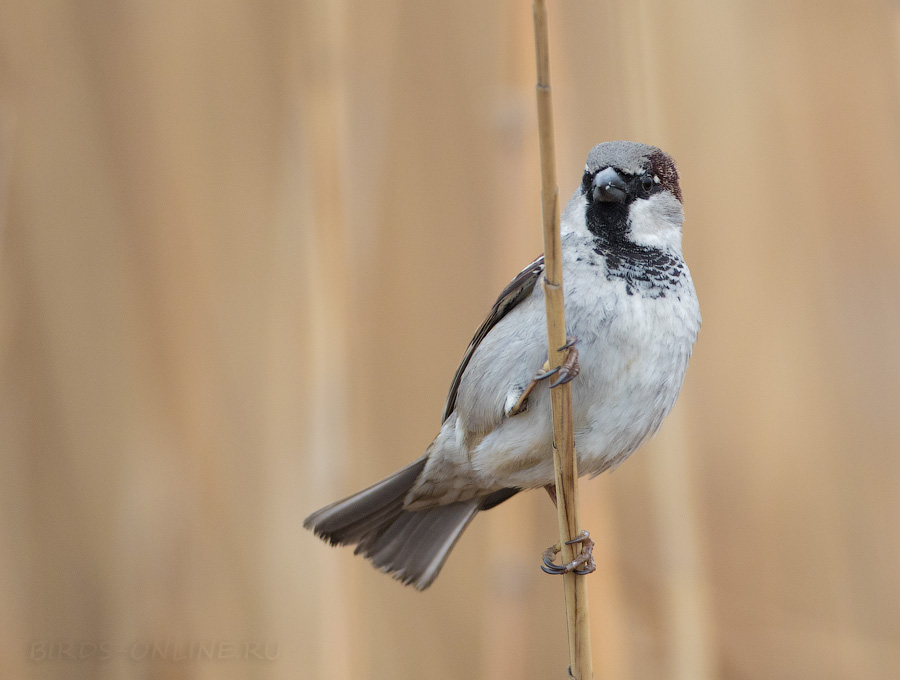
532;1;593;677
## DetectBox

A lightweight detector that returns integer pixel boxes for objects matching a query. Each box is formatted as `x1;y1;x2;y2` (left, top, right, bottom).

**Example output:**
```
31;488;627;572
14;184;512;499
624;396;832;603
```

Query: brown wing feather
441;255;545;422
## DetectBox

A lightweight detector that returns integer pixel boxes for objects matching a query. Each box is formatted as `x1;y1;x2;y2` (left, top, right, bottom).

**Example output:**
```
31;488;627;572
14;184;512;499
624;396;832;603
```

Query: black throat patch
584;196;684;298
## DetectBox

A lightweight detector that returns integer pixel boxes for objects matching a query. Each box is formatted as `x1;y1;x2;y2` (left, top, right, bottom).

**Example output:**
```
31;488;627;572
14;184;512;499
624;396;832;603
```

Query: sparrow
304;141;700;589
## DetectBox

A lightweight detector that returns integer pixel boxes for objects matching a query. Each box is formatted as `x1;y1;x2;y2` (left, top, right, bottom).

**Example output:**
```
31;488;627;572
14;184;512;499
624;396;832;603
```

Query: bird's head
564;141;684;253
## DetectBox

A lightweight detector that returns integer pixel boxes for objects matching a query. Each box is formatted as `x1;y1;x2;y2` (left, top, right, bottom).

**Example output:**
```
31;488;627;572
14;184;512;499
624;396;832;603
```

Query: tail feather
304;458;520;589
361;502;479;589
304;459;427;546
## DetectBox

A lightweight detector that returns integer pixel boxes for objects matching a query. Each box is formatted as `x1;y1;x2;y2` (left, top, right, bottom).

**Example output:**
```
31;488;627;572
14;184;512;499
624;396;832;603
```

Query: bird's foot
507;338;580;417
506;337;581;418
540;530;596;576
535;336;580;388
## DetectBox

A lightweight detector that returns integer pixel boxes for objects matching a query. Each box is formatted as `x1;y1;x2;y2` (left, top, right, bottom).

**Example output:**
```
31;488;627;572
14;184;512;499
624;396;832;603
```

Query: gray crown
585;141;660;175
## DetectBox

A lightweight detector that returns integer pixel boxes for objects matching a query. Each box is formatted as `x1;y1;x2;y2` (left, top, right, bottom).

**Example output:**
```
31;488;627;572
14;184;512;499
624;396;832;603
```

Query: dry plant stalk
532;0;594;678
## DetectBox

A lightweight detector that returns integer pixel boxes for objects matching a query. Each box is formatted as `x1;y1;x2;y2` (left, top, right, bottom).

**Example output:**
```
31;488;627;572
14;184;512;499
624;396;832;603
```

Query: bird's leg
506;338;580;417
506;361;549;417
541;530;596;576
544;483;557;506
534;336;580;389
540;442;596;576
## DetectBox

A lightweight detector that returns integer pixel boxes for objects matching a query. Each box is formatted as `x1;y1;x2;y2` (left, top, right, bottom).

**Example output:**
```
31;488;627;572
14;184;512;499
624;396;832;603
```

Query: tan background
2;1;899;679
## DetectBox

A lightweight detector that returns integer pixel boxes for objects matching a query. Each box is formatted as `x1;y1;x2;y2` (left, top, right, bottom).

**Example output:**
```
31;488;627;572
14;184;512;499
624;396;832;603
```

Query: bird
304;141;701;590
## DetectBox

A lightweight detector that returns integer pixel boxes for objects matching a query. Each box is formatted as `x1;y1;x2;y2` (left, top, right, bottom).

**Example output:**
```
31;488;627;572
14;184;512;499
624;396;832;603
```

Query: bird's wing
441;255;545;423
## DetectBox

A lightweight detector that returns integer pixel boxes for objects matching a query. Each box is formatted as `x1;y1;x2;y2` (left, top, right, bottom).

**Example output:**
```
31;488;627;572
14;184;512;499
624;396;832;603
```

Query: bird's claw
535;337;580;388
506;337;581;418
540;530;596;576
507;338;580;416
542;544;563;571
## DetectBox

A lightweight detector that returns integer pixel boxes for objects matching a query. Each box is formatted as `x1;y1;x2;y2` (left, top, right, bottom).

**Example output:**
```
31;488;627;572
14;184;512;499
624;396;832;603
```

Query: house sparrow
304;141;700;589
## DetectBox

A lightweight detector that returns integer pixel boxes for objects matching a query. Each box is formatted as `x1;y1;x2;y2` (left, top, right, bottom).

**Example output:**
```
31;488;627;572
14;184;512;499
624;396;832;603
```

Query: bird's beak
592;167;629;203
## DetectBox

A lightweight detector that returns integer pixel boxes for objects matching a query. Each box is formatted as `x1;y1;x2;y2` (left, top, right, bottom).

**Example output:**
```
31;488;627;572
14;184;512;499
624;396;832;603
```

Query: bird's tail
303;458;476;590
303;459;518;590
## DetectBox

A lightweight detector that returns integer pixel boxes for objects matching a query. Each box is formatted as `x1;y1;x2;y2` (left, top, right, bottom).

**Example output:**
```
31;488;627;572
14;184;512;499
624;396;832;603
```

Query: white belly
570;283;697;476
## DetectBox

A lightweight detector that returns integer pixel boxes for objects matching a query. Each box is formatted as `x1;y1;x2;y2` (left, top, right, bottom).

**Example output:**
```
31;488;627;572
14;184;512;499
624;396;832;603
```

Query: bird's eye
641;175;654;193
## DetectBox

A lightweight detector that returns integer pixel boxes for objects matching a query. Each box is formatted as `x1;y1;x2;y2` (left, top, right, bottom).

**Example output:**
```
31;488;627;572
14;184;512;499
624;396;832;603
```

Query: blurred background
2;1;899;678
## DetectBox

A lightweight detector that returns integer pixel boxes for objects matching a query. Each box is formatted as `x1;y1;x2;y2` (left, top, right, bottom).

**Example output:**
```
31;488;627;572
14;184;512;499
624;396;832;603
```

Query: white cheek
627;193;684;252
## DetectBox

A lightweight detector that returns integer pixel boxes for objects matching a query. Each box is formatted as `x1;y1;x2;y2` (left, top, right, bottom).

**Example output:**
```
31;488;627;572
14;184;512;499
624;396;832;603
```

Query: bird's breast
565;260;699;475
